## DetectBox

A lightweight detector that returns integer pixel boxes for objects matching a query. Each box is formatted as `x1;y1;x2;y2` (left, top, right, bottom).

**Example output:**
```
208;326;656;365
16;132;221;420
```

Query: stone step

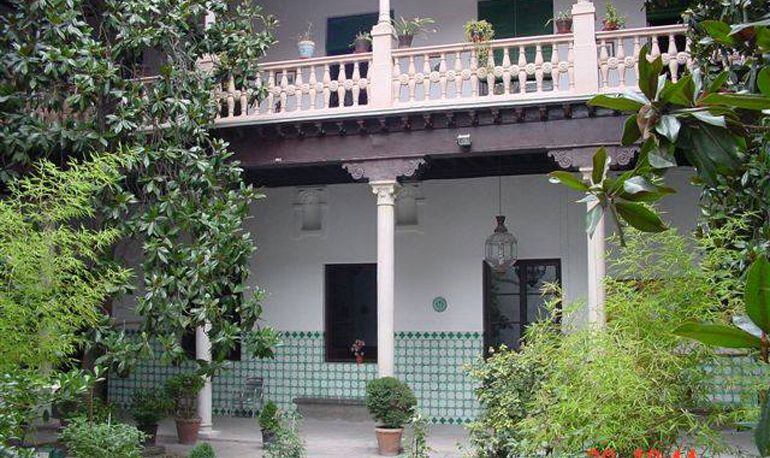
293;397;372;422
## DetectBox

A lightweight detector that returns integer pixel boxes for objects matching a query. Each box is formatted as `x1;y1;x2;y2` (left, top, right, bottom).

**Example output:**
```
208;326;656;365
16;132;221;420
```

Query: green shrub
258;401;279;432
131;389;171;426
188;442;216;458
469;231;728;456
165;373;204;420
265;411;305;458
60;419;145;458
365;377;417;429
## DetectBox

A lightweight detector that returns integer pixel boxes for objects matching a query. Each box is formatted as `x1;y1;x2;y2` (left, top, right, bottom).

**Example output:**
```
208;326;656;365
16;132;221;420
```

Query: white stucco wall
238;168;700;333
259;0;649;62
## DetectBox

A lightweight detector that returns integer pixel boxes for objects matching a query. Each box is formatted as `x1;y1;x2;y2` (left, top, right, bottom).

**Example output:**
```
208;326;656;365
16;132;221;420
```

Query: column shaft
196;325;213;432
371;181;398;377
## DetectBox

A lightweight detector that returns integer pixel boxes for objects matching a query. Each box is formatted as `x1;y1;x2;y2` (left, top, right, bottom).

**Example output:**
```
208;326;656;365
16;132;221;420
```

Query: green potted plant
60;418;146;458
131;388;171;445
351;31;372;53
602;1;627;31
188;442;216;457
546;10;573;34
365;377;417;456
296;22;315;59
165;373;205;444
257;401;280;446
463;19;494;44
392;17;436;48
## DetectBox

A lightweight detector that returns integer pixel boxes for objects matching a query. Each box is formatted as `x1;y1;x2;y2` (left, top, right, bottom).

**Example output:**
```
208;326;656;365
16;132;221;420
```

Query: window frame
324;263;378;363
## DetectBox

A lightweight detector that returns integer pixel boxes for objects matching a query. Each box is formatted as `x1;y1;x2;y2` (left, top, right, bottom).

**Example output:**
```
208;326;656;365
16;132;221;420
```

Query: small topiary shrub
365;377;417;429
258;401;280;432
188;442;216;458
60;419;145;458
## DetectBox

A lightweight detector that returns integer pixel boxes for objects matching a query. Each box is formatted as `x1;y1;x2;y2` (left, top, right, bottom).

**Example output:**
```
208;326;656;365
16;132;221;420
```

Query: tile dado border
108;330;483;424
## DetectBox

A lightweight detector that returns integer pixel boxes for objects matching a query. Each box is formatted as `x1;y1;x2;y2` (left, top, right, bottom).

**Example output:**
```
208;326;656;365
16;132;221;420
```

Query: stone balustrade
213;23;689;126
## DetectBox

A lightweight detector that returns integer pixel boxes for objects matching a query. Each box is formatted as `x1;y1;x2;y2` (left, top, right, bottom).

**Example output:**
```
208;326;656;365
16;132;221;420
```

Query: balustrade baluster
486;48;496;96
266;70;275;114
599;39;609;89
407;55;417;102
322;64;331;109
279;69;288;113
568;42;575;89
667;34;679;82
535;44;544;92
650;35;661;60
438;53;448;100
422;56;432;101
502;48;512;94
453;51;463;97
517;47;527;94
294;68;304;112
470;49;478;97
336;61;346;107
352;61;361;106
616;38;627;89
308;66;317;110
550;45;559;91
227;75;236;117
392;57;402;103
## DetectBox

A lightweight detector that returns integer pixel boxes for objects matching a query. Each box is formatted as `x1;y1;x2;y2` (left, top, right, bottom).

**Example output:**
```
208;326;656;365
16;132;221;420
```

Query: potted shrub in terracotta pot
351;339;366;364
463;19;494;44
602;1;627;31
131;388;171;445
393;16;436;48
365;377;417;456
164;373;205;444
546;10;573;34
257;401;280;446
296;22;315;59
351;31;372;53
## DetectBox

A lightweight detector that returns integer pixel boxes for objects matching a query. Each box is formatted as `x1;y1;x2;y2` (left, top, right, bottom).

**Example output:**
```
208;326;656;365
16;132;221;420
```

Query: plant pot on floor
375;427;403;456
355;354;365;364
175;417;201;444
137;423;159;445
397;34;413;48
261;428;276;446
297;40;315;59
555;18;573;34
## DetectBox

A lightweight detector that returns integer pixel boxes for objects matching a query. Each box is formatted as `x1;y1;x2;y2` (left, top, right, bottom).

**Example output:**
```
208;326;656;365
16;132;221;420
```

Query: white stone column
371;181;399;377
368;0;394;108
570;1;599;94
196;325;213;433
581;168;606;326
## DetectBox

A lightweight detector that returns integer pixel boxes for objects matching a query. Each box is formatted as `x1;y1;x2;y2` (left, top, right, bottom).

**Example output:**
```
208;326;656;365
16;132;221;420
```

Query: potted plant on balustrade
464;20;495;66
351;339;366;364
602;1;627;31
297;22;315;59
546;10;573;34
393;17;437;48
257;401;280;446
164;372;205;444
131;388;172;445
365;377;417;456
352;31;372;53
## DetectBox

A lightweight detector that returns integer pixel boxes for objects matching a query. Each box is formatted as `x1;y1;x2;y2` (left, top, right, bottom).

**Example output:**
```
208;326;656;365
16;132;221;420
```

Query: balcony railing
214;23;689;126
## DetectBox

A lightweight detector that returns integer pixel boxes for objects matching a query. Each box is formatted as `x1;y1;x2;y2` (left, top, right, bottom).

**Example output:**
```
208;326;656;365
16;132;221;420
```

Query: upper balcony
212;0;691;127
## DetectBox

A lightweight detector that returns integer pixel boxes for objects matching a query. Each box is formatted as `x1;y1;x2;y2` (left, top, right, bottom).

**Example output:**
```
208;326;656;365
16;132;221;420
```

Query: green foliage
392;17;437;38
602;1;627;28
365;377;417;429
165;373;205;420
405;410;431;458
258;401;280;432
264;411;305;458
60;419;145;458
0;153;132;372
188;442;216;458
131;388;171;426
469;231;726;456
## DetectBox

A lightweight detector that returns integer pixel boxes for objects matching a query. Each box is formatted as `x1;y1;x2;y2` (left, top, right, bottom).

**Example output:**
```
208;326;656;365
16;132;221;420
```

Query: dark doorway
325;263;378;362
483;258;561;353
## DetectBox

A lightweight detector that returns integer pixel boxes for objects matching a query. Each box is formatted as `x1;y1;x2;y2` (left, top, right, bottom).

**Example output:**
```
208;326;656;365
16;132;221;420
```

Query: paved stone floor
155;416;763;458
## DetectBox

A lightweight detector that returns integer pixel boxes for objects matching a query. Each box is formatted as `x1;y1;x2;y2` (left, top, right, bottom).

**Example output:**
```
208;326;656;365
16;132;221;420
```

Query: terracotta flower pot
375;427;403;456
355;354;365;364
137;422;159;445
353;38;371;53
602;20;621;31
397;34;413;48
175;417;201;444
555;18;573;34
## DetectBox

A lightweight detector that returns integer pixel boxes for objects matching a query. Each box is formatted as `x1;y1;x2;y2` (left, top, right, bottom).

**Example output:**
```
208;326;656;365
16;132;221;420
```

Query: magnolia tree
1;0;280;379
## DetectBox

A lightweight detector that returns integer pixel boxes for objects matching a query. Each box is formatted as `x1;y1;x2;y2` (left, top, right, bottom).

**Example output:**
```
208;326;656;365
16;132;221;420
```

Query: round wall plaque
432;296;447;313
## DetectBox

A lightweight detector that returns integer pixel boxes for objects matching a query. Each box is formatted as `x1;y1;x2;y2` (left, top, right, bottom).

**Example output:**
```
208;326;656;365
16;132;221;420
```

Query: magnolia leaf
655;114;681;143
648;143;677;169
592;148;608;184
588;94;645;112
549;171;589;191
614;201;668;232
586;202;604;236
658;75;695;106
701;93;770;111
622;176;656;194
621;115;642;146
689;110;727;128
707;70;730;94
701;20;735;46
745;256;770;334
638;44;662;100
758;67;770;96
673;322;763;349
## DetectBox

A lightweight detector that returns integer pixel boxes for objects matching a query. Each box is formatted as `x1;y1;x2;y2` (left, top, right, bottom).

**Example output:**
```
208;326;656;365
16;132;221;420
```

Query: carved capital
547;146;637;170
371;181;400;206
342;158;425;182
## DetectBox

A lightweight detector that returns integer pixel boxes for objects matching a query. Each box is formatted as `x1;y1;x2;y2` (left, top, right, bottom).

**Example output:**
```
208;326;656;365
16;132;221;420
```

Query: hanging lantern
485;215;518;272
